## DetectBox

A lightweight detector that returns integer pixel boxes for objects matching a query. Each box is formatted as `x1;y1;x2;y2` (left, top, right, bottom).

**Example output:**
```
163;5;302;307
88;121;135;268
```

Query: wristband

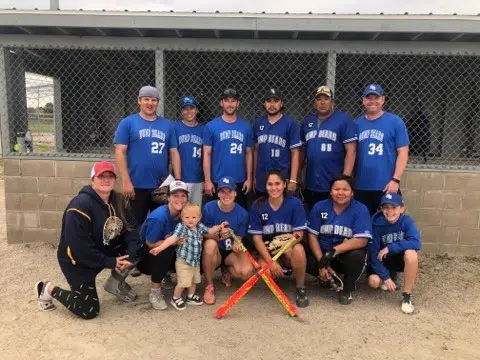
289;179;298;184
391;178;400;184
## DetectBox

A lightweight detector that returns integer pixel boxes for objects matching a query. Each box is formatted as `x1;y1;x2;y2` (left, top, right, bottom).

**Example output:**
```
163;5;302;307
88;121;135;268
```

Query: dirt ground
0;166;479;360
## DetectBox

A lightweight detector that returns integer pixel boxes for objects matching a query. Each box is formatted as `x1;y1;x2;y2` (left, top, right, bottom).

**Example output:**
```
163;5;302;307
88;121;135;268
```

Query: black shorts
219;248;233;267
367;252;405;276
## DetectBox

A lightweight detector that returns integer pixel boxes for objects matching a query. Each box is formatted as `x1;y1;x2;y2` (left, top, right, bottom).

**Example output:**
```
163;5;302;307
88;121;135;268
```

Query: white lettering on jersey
305;130;337;142
220;130;245;142
139;128;166;141
319;224;353;238
179;134;202;145
358;129;384;142
262;223;293;234
257;134;286;147
382;231;404;244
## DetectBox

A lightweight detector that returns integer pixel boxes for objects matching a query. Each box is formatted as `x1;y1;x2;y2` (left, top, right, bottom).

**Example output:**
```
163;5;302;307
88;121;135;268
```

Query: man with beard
115;86;181;227
203;89;253;209
354;84;409;215
300;86;357;210
252;89;302;198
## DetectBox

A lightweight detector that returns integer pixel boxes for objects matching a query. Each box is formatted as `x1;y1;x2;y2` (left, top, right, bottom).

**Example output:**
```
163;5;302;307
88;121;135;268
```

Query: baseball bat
215;235;298;319
234;236;299;318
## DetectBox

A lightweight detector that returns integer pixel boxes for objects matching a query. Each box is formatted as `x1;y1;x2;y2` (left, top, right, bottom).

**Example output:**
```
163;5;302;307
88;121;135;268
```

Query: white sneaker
401;293;414;314
380;284;388;291
34;281;56;311
149;290;168;310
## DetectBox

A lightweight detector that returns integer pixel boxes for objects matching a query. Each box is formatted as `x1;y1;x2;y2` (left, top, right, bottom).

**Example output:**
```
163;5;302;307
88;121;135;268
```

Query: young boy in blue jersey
368;192;421;314
203;88;253;209
306;174;371;305
201;176;255;305
149;202;226;310
300;86;357;210
249;170;309;308
252;89;302;198
354;84;409;215
114;86;181;227
175;96;204;206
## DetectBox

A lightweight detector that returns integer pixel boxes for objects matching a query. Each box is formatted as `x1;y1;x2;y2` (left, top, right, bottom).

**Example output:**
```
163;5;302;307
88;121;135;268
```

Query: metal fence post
0;47;11;155
155;49;165;117
326;52;337;92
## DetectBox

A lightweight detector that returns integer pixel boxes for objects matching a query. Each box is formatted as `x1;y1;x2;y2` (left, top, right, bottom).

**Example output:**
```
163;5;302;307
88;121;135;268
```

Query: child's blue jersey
174;121;204;183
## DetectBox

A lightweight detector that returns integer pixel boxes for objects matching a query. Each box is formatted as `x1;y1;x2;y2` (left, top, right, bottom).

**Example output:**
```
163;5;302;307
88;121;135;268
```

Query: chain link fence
2;45;480;169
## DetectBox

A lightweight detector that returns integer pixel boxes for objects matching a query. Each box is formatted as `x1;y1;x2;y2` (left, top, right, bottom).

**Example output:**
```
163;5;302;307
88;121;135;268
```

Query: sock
39;282;53;301
187;294;194;299
173;295;181;300
151;288;161;294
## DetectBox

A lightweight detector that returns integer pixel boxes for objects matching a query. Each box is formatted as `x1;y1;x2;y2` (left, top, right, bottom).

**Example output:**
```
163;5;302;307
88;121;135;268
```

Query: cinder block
56;195;74;211
410;209;442;227
5;194;21;211
21;194;57;211
420;226;458;244
424;190;462;210
458;246;480;256
406;172;444;191
5;176;38;193
6;227;23;244
38;178;74;195
3;159;21;176
438;244;461;254
21;160;55;177
402;189;424;209
445;173;480;191
74;161;97;178
442;210;479;228
55;161;76;177
23;212;39;228
39;212;63;230
462;191;480;211
6;211;23;228
73;179;90;194
458;228;480;246
23;228;58;243
420;243;439;254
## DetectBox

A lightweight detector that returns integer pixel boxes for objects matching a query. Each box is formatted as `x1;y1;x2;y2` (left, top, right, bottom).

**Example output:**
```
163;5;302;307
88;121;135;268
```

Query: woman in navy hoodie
368;192;421;314
34;161;146;320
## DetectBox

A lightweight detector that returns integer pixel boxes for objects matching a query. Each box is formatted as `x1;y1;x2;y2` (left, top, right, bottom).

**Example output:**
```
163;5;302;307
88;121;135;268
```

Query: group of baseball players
35;83;421;320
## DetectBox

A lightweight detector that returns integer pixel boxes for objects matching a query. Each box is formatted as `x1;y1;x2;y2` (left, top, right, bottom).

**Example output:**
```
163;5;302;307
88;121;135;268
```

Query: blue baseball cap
217;176;236;191
180;96;197;109
363;84;384;97
380;192;404;207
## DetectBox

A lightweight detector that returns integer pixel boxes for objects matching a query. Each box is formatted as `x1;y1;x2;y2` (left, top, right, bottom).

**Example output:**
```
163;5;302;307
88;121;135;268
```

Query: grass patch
28;122;54;133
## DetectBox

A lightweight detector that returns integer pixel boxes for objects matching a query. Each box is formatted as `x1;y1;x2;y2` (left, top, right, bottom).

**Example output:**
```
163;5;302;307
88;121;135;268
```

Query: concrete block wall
3;159;480;255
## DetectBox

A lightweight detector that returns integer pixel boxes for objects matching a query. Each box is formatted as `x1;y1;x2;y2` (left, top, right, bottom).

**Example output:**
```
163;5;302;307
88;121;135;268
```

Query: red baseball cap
90;161;116;179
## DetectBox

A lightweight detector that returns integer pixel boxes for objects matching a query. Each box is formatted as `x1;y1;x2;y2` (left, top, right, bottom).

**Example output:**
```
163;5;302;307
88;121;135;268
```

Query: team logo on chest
308;123;313;128
259;125;265;131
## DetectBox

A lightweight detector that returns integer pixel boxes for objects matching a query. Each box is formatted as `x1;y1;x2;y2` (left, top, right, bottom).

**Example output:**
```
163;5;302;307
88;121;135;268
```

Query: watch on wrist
392;178;400;184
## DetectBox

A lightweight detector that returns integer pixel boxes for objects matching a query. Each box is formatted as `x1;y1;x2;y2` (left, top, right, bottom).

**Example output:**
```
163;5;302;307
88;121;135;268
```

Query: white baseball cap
169;180;188;194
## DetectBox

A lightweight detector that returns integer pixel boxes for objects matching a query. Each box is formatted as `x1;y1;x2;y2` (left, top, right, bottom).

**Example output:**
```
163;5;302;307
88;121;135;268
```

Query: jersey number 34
367;143;383;155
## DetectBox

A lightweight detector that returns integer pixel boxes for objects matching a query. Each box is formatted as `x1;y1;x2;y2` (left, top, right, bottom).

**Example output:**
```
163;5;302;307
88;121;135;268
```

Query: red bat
215;235;298;319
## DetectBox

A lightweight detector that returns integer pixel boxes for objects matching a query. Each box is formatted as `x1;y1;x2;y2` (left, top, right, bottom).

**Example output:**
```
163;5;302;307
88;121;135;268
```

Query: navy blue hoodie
57;185;139;288
369;211;421;280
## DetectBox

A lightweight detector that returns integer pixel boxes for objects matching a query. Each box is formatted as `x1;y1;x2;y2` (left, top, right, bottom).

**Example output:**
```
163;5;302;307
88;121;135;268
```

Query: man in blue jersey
203;89;253;209
114;86;181;227
201;176;254;305
174;96;204;206
354;84;409;215
306;175;371;305
253;89;302;198
300;86;357;210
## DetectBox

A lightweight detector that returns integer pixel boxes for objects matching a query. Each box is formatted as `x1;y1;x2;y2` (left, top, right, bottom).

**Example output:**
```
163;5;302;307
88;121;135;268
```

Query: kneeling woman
35;161;145;319
306;174;372;305
248;170;309;308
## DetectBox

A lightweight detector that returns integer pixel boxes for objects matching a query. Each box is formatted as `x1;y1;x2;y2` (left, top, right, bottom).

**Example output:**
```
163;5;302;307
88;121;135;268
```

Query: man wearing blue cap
115;86;181;228
201;176;254;304
354;84;410;215
368;192;421;314
174;96;204;206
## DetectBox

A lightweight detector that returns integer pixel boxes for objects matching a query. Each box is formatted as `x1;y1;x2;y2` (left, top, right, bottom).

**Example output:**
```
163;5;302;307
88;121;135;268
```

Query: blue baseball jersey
253;115;302;192
203;116;253;183
202;200;249;251
114;114;178;189
248;196;307;243
354;112;409;190
174;121;204;183
300;110;357;192
140;205;180;244
307;198;372;250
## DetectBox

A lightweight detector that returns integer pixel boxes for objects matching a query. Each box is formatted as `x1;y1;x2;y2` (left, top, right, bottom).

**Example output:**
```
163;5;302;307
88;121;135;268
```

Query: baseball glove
265;234;296;256
151;177;169;205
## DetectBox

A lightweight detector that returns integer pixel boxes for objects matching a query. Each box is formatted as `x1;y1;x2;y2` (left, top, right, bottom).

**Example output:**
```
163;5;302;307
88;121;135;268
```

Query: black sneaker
170;296;186;311
161;273;175;290
295;287;309;308
130;267;142;277
186;294;203;306
338;290;353;305
401;292;414;314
